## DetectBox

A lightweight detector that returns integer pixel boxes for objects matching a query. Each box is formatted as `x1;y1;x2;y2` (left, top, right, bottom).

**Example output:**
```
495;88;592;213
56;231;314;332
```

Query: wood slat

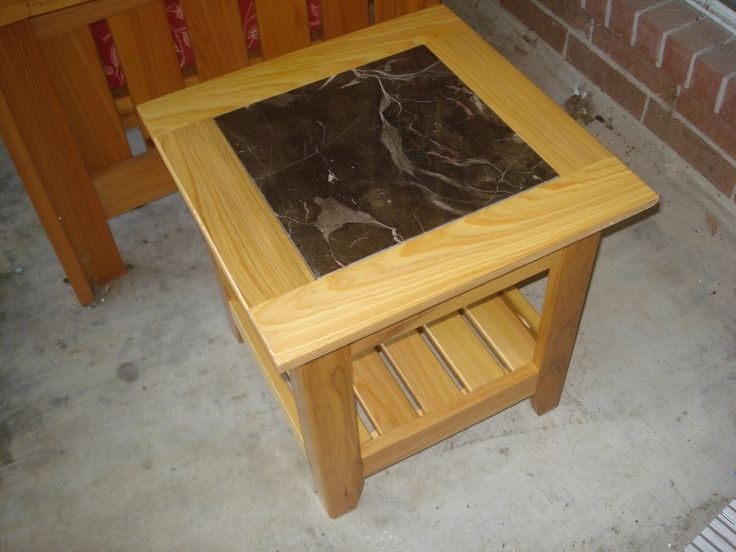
382;331;461;412
320;0;370;39
425;312;506;390
155;119;314;306
0;19;126;286
30;0;153;41
107;1;185;110
40;26;131;172
252;0;310;60
139;6;462;136
352;348;418;434
465;296;536;370
362;363;538;476
92;150;177;218
501;288;541;336
350;253;559;356
179;0;248;82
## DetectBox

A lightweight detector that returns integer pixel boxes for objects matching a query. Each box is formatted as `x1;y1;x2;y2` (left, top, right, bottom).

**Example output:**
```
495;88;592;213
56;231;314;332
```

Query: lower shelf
229;286;541;476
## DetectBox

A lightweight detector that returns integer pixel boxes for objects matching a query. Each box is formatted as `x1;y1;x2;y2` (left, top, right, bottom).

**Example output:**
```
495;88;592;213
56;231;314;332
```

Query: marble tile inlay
216;46;557;277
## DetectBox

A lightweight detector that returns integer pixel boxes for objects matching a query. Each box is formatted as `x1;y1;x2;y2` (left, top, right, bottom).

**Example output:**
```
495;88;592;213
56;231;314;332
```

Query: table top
140;5;658;372
215;45;556;277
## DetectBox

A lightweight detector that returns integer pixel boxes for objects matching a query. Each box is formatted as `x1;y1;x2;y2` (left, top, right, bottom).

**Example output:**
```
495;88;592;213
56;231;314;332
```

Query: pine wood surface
320;0;370;39
142;6;657;373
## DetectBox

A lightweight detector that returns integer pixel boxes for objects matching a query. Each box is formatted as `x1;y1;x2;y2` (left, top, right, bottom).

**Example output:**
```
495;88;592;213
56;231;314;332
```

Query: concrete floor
1;4;735;551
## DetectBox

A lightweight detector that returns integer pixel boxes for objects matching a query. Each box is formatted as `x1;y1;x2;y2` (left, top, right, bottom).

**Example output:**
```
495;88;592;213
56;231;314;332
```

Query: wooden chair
0;0;439;305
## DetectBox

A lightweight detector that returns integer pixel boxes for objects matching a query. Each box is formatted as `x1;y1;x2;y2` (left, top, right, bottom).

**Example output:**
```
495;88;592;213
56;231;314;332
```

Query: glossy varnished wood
179;0;249;82
252;0;311;60
320;0;369;39
0;19;126;290
40;25;131;172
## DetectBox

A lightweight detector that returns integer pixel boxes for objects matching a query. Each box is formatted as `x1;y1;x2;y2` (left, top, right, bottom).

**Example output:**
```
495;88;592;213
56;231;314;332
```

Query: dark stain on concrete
116;362;139;383
498;446;510;457
0;422;13;465
49;396;70;408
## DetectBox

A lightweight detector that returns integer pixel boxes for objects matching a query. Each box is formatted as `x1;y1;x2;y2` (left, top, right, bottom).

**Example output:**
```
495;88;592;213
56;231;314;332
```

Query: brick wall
498;0;736;202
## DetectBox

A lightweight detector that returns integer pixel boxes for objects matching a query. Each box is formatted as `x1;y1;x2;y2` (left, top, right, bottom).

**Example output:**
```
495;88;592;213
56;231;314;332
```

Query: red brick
584;0;610;25
690;41;736;110
538;0;592;33
609;0;667;42
661;19;730;85
566;35;648;117
677;89;736;159
634;2;700;65
721;77;736;127
644;99;736;197
500;0;568;52
592;23;678;101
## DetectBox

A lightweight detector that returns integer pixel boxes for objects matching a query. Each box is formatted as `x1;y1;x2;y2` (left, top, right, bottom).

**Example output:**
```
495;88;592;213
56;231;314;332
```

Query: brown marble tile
216;46;557;277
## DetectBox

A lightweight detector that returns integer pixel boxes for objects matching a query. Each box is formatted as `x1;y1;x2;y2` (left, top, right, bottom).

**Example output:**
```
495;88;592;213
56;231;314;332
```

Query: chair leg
531;233;601;415
0;20;126;305
290;347;364;518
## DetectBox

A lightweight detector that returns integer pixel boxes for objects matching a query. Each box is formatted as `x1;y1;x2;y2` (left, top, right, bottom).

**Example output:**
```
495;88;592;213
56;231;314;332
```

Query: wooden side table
140;5;658;518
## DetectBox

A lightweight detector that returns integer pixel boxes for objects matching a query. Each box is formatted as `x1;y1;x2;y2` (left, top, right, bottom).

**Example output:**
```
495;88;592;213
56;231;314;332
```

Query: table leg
531;233;601;415
290;348;364;518
208;252;243;343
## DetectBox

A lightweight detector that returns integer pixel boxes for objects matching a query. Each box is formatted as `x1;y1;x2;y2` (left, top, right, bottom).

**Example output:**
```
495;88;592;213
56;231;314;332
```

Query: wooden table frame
140;6;658;518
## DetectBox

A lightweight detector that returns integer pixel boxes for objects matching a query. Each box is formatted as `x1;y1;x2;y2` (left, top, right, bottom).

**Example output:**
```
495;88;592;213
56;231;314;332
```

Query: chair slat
40;26;131;172
252;0;310;60
375;0;438;23
179;0;248;82
320;0;369;40
107;1;184;109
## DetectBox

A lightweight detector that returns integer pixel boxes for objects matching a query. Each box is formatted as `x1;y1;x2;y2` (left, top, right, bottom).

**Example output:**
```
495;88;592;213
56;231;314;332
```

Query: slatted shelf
230;285;539;474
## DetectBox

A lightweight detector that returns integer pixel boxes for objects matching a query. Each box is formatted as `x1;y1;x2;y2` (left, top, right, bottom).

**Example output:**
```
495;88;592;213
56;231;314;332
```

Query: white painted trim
683;0;736;34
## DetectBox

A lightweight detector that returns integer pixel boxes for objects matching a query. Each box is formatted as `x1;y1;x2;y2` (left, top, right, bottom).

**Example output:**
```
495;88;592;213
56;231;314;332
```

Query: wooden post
290;348;364;518
0;19;126;304
531;233;601;415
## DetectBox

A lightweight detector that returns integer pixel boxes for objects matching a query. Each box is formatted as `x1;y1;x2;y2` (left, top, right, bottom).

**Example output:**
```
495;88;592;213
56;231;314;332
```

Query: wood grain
0;87;94;304
107;1;184;111
290;348;364;518
502;288;541;337
0;19;126;286
249;157;657;372
425;312;507;390
0;0;29;27
92;150;177;219
349;253;559;356
352;348;417;434
382;331;461;412
362;363;538;476
30;0;154;40
320;0;369;39
252;0;310;60
465;295;536;370
155;120;313;307
179;0;248;82
40;25;131;172
531;233;601;414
